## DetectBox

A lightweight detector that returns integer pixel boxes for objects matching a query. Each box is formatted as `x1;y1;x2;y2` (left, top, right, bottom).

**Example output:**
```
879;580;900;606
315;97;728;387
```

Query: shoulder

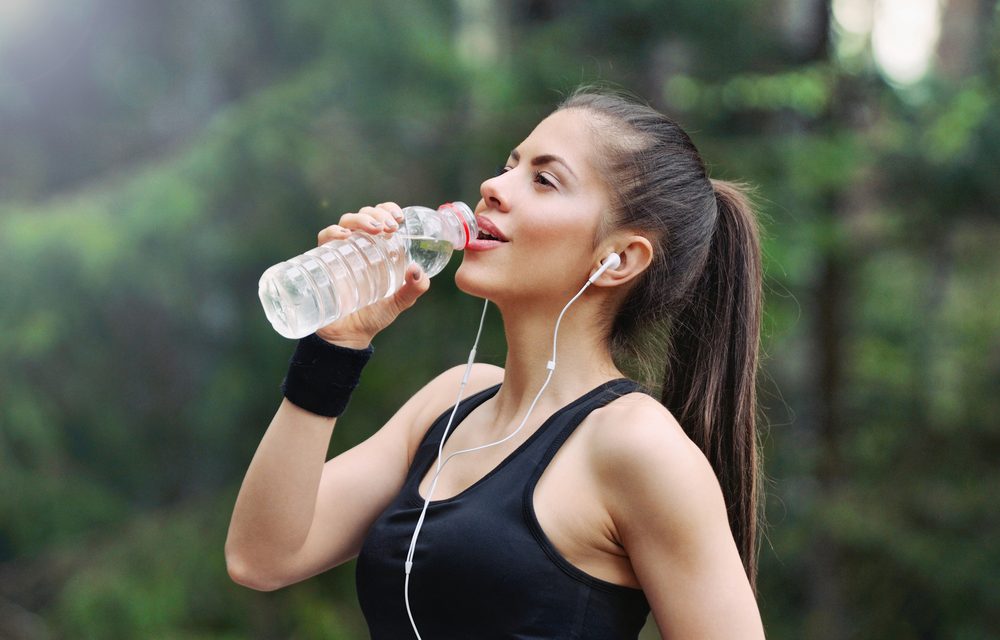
585;392;727;542
402;362;504;457
586;391;708;481
420;362;505;409
585;394;764;637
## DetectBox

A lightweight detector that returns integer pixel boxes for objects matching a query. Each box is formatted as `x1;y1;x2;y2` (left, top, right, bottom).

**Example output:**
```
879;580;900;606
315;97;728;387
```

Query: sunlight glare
833;0;874;34
872;0;943;85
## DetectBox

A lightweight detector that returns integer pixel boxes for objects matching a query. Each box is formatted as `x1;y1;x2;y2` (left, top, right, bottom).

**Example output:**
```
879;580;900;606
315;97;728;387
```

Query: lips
475;215;509;242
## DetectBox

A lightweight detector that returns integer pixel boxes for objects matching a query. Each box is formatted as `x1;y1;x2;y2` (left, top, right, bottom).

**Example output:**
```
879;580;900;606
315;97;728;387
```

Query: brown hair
559;89;763;589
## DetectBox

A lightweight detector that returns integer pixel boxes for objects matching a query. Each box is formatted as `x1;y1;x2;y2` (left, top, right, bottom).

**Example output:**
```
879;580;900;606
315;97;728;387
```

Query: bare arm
223;391;403;591
225;362;502;591
596;401;765;639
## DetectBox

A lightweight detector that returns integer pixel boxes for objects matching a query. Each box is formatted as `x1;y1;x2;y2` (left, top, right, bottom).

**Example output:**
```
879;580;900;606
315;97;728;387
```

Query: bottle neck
437;202;477;249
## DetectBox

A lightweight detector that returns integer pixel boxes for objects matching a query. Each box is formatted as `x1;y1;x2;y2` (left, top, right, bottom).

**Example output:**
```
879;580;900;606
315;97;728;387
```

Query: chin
455;259;520;305
454;261;491;299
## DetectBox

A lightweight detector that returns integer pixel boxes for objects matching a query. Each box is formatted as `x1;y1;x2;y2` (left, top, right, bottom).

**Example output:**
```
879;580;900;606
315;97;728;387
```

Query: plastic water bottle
259;202;478;339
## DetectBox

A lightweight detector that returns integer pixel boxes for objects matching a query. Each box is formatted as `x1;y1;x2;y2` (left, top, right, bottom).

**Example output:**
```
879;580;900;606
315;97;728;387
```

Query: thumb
392;264;429;311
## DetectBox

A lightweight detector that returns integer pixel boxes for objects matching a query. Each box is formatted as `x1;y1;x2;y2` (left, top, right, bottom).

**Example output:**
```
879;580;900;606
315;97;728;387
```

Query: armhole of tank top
521;379;647;595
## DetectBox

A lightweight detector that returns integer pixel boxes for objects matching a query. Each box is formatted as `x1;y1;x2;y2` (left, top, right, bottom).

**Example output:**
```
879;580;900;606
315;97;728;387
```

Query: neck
487;291;624;429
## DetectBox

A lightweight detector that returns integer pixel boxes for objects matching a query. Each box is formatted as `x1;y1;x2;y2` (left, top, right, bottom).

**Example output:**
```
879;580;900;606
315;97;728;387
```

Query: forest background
1;0;998;638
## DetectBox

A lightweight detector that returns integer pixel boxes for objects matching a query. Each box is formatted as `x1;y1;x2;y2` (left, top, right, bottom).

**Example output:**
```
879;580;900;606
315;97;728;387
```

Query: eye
534;172;555;188
494;165;511;177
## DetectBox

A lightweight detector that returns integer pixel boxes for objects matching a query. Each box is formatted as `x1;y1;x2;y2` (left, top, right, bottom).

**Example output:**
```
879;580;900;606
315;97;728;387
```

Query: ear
591;233;653;288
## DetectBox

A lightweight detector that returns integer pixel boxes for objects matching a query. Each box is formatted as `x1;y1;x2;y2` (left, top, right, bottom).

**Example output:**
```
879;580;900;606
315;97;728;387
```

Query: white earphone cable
404;296;489;639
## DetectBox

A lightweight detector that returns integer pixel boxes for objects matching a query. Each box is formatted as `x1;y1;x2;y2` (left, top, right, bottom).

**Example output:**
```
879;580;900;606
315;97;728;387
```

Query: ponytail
557;89;764;589
660;179;763;589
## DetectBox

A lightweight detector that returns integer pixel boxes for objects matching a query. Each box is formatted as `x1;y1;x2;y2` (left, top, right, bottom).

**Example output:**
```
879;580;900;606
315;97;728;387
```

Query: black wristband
280;333;374;418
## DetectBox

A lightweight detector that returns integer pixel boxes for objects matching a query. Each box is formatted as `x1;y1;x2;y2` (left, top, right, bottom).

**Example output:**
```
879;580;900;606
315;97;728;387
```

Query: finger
359;205;399;232
376;202;405;224
391;264;429;312
317;224;352;245
339;212;385;233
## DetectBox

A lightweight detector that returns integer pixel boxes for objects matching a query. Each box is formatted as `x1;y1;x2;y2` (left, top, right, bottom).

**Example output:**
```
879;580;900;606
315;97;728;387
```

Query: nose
479;173;511;213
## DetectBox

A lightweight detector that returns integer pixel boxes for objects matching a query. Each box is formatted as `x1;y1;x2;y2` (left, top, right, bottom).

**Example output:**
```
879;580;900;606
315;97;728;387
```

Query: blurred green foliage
1;1;998;638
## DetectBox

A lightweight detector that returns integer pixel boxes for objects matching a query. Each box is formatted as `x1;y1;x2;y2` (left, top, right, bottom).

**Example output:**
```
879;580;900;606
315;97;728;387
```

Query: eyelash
494;165;555;189
534;173;554;188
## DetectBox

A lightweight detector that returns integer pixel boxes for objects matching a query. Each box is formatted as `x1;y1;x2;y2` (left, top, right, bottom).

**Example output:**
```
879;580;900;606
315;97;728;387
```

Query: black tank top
355;378;651;639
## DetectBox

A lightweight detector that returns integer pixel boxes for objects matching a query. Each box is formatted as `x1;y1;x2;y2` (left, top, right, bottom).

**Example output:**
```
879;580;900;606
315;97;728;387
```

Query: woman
226;89;766;639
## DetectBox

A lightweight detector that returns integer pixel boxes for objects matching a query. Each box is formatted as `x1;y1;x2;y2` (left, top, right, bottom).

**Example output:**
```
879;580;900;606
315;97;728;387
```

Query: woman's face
456;108;613;305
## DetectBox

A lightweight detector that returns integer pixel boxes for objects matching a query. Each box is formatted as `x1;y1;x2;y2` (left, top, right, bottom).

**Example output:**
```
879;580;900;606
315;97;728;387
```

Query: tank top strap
522;378;643;477
408;382;502;481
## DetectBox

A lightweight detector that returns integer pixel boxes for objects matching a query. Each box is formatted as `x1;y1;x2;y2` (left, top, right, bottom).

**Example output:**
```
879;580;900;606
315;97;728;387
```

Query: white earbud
587;252;621;283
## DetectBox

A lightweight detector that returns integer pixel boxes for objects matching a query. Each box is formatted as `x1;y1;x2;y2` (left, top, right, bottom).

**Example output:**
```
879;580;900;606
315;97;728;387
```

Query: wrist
314;329;373;350
280;334;374;417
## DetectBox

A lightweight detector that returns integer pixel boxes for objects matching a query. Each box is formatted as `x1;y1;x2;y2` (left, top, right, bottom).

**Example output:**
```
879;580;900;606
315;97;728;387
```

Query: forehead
517;108;598;173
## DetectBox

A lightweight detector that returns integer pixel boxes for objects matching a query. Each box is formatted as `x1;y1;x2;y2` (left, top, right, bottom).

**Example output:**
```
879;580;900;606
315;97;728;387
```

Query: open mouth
476;230;507;242
475;215;509;242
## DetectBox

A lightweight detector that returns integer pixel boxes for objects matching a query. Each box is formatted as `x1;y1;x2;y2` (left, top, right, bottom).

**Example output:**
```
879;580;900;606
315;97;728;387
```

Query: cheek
524;207;593;245
524;214;598;262
518;233;598;288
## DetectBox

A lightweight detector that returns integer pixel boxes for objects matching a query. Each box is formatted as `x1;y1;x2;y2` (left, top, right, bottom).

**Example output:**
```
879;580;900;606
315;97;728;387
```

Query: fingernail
387;220;398;229
411;268;422;281
369;220;382;228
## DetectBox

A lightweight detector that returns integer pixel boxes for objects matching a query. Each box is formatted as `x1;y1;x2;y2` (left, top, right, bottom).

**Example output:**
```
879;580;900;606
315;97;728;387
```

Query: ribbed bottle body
259;202;476;339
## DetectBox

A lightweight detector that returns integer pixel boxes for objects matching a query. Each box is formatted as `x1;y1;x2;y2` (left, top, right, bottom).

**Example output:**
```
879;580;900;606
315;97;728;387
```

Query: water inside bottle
405;236;453;277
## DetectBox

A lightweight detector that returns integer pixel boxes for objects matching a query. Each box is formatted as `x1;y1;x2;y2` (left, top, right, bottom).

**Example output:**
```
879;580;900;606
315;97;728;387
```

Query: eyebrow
510;148;578;180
